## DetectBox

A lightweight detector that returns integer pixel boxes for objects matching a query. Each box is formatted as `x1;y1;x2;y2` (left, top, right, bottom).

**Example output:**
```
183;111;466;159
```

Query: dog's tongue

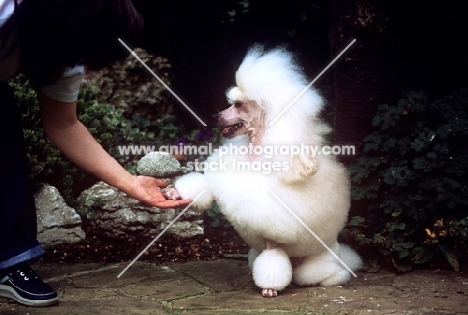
221;126;233;137
221;123;242;138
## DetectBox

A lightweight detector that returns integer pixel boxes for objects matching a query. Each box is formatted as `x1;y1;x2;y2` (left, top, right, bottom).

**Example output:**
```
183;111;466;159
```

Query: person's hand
128;175;192;208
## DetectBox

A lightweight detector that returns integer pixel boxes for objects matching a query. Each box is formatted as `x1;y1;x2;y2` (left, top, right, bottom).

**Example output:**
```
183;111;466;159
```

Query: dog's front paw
262;288;278;297
162;187;181;200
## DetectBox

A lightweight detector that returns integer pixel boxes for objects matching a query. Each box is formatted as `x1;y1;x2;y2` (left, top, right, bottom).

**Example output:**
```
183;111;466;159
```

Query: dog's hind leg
252;241;292;297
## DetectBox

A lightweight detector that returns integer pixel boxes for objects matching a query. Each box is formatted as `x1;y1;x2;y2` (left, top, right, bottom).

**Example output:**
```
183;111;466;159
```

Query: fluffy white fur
175;46;362;296
174;172;213;212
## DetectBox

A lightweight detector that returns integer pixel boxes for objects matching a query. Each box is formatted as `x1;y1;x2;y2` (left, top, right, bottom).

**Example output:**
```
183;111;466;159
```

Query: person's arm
38;92;191;208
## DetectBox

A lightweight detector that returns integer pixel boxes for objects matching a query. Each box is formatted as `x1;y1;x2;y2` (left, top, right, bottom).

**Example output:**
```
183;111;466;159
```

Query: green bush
11;75;124;203
348;90;468;271
110;113;184;174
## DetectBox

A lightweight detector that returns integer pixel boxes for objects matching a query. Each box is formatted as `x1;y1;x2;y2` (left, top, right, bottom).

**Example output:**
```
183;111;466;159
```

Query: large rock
76;181;203;241
35;183;86;247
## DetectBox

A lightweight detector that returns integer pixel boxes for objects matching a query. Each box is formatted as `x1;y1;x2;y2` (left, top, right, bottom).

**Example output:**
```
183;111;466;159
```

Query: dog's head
215;46;325;143
212;46;331;182
213;87;265;143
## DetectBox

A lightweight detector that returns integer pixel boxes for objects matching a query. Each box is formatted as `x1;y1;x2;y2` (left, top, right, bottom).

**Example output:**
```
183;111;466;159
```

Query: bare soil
34;219;250;265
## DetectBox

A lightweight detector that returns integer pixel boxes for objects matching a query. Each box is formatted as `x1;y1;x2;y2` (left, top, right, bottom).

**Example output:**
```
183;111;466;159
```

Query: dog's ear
279;155;319;184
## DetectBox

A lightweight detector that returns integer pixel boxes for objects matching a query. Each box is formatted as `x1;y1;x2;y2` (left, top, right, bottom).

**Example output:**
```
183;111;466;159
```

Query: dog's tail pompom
339;243;363;272
174;172;213;212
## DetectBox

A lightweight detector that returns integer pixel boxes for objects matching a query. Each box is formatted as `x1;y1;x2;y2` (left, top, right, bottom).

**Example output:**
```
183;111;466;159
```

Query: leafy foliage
348;90;468;271
204;202;231;229
109;113;185;174
11;75;121;203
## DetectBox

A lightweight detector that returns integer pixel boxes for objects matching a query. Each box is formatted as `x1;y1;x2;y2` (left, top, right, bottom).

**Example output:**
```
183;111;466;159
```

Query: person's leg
0;81;58;307
0;81;42;269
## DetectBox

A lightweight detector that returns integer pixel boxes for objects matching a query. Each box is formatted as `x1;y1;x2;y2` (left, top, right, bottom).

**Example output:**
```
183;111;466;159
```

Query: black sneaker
0;262;58;307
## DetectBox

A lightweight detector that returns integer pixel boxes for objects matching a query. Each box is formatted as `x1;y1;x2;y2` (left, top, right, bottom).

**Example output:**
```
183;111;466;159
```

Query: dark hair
0;0;143;88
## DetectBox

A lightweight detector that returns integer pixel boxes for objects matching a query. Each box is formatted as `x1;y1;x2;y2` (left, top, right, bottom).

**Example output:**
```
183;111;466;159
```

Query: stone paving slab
0;259;467;314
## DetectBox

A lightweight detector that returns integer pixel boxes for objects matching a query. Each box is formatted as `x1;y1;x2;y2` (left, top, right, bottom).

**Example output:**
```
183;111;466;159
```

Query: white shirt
0;0;84;102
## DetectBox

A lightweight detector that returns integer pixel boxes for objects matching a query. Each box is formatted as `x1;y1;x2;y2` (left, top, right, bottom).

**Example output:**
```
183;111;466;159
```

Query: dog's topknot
227;45;324;121
236;46;306;93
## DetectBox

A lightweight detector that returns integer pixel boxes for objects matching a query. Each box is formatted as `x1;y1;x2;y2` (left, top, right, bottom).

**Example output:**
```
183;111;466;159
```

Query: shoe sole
0;284;59;307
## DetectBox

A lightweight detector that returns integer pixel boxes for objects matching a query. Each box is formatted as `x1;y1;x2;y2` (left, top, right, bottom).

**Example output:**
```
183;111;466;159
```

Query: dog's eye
234;101;242;108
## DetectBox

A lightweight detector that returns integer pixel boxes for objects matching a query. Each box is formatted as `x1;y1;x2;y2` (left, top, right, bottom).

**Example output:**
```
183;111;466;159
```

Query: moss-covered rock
137;151;182;178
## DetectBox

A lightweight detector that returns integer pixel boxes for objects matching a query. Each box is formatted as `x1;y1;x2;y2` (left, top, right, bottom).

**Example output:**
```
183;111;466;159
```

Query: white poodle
171;46;362;297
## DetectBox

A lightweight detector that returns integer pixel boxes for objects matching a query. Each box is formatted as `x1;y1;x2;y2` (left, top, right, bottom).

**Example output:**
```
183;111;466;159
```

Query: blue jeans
0;81;43;270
